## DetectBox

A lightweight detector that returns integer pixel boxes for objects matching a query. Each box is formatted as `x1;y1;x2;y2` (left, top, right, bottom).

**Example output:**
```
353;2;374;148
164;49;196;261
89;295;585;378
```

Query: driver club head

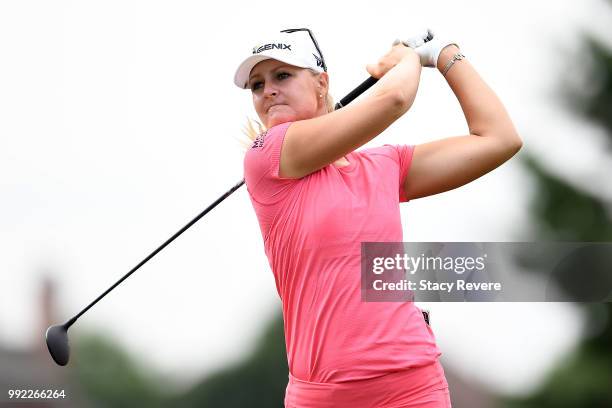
45;323;70;366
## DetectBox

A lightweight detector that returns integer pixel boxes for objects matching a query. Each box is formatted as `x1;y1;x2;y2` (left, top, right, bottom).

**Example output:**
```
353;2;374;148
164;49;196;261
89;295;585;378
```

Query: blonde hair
238;68;335;149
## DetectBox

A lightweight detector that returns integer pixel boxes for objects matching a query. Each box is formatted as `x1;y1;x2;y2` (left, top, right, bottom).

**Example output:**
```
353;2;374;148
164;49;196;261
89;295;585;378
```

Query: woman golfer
234;28;521;408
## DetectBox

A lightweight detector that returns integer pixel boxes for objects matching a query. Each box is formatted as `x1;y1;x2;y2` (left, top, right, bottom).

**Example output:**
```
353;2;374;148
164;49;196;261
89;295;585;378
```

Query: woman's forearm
371;50;422;112
438;45;521;145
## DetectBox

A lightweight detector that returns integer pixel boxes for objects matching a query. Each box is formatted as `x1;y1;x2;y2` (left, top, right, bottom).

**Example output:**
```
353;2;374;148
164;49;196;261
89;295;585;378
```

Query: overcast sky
2;0;611;397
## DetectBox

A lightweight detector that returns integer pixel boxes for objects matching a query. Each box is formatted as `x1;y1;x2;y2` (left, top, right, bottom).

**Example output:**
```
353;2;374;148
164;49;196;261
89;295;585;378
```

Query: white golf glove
393;28;458;68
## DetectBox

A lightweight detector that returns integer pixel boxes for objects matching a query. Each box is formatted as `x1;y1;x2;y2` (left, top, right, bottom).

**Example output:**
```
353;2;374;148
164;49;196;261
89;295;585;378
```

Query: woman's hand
395;28;458;69
366;44;419;79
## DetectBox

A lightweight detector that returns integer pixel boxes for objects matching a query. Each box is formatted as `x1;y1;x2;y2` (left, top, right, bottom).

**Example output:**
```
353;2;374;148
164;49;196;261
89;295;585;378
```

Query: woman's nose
263;83;278;97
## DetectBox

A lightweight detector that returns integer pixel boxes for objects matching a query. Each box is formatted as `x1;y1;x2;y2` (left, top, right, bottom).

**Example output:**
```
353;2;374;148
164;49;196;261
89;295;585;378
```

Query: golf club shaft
334;76;378;109
66;75;380;329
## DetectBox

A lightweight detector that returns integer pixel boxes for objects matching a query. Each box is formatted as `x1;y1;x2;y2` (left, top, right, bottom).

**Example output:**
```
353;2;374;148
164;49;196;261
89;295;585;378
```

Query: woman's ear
317;72;329;95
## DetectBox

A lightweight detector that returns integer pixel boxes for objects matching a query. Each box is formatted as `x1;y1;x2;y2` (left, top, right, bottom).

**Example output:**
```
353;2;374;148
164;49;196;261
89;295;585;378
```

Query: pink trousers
284;360;452;408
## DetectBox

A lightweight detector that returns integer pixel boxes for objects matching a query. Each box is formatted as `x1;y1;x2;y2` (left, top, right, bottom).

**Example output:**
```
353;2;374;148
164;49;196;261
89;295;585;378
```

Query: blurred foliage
504;5;612;407
69;313;287;407
69;332;168;408
168;311;287;407
558;33;612;144
521;155;612;241
504;344;612;407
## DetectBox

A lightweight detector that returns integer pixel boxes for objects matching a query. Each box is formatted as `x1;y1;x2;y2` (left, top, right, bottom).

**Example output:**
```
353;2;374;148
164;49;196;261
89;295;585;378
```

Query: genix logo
252;43;291;54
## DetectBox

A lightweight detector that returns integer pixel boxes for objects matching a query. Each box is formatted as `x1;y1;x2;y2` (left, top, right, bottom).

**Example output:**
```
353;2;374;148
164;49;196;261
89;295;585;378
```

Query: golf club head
45;324;70;366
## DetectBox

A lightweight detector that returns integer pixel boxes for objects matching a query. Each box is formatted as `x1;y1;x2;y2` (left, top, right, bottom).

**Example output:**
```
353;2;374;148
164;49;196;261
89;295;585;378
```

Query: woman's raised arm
280;45;421;179
403;44;523;200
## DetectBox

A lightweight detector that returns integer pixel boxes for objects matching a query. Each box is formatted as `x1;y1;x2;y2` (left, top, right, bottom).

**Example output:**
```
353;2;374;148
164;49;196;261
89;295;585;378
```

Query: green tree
169;311;288;407
504;7;612;407
70;331;168;408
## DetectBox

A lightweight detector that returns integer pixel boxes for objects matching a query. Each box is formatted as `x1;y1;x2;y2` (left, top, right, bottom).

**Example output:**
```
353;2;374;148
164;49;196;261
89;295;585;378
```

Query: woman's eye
251;73;290;91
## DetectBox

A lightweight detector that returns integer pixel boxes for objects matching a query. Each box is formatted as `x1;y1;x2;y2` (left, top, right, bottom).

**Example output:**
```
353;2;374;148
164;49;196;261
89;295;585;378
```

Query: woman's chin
267;113;296;128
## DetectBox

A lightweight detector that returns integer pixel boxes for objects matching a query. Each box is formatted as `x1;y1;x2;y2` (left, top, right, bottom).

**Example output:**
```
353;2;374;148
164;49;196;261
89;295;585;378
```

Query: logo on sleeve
251;131;267;149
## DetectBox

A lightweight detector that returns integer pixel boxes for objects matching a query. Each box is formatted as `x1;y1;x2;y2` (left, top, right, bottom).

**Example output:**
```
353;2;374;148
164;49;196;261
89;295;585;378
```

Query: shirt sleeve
243;121;298;205
382;144;415;203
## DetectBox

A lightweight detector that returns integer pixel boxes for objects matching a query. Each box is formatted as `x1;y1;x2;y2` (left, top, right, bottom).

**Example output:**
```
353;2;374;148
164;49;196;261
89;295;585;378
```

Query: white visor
233;31;325;89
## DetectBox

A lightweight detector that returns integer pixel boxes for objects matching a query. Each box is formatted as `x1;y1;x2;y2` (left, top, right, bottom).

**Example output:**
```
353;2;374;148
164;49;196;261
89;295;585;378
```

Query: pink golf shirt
244;121;444;404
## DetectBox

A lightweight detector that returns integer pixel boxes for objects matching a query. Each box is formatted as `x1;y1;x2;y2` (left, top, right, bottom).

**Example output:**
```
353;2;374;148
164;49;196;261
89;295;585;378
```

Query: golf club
45;75;381;366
